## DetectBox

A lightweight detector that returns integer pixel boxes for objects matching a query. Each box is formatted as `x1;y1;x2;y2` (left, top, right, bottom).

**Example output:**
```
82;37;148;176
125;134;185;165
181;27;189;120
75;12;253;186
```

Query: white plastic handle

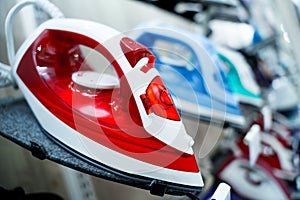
262;106;272;131
210;183;231;200
5;0;64;65
244;124;261;167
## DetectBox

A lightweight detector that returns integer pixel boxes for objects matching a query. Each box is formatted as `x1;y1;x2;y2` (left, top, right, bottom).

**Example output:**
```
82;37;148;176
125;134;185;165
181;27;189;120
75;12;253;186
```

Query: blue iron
131;23;245;127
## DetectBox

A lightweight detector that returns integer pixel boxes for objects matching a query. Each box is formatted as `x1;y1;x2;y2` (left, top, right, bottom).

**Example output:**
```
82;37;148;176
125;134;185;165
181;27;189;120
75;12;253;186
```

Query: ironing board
0;96;193;197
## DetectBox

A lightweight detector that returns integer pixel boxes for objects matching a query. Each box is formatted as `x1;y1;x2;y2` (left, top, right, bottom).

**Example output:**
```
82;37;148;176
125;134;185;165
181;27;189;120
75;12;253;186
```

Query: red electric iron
1;0;203;197
215;108;299;199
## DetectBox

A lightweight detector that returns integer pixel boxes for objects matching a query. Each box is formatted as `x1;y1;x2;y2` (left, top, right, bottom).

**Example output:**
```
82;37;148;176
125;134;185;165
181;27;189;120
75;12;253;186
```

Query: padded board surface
0;96;200;196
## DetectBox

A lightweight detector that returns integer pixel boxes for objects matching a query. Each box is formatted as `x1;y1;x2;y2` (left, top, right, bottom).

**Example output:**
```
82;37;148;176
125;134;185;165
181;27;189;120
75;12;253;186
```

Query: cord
0;62;13;87
5;0;64;66
0;0;64;87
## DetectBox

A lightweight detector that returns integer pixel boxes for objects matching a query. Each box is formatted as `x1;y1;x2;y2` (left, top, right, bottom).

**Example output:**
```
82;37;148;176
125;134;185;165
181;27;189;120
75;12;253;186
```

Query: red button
160;89;173;106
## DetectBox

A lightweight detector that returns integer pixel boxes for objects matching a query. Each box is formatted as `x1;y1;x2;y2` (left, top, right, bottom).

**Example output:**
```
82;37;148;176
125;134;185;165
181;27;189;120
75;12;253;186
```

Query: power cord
0;62;12;87
0;0;64;88
5;0;64;65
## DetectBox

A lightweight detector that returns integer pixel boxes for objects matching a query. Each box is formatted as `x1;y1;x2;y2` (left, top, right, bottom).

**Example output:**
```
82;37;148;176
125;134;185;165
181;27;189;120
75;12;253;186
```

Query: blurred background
1;0;300;199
